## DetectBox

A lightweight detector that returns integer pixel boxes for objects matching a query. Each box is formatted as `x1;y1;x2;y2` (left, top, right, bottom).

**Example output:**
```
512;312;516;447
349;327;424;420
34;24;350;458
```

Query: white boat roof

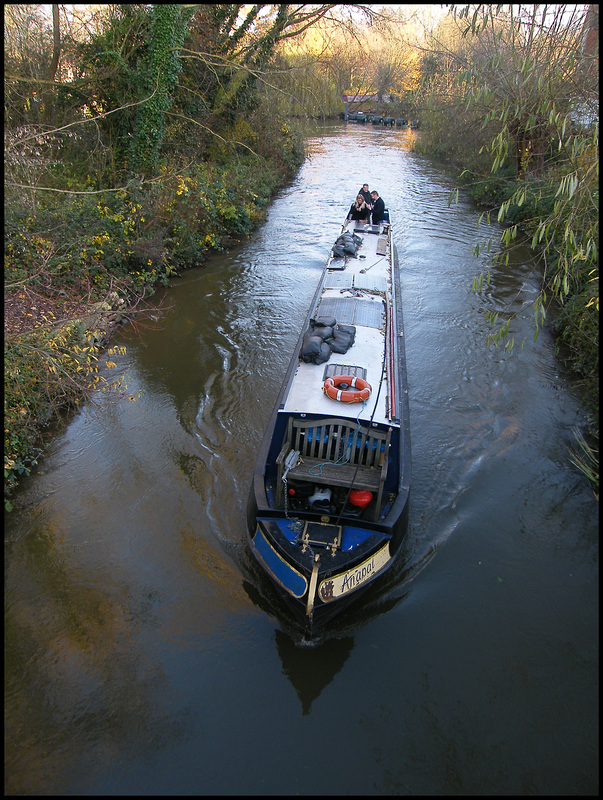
280;218;398;427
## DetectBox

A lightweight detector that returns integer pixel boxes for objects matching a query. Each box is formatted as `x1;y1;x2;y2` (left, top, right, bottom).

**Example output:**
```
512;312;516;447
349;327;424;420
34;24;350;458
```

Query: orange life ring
323;374;372;403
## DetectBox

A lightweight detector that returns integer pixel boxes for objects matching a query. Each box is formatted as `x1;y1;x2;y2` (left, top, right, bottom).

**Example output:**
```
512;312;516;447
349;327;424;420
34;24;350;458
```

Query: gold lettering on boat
318;542;391;602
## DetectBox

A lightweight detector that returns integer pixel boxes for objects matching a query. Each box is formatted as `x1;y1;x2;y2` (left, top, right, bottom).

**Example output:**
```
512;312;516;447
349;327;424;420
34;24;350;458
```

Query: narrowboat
246;203;411;636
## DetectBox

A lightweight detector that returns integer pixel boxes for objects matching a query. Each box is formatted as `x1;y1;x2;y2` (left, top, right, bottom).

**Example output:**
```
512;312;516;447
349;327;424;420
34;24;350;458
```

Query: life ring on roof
323;374;372;403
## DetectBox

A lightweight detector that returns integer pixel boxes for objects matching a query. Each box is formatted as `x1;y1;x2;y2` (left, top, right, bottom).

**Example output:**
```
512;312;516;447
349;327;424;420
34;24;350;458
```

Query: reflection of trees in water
180;525;253;611
4;521;185;795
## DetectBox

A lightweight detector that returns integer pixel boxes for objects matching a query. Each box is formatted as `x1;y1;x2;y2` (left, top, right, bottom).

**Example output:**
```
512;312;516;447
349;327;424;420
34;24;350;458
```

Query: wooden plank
288;459;381;491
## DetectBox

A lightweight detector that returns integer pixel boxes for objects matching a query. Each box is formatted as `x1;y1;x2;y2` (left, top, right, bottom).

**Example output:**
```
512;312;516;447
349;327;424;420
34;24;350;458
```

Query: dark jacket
371;196;386;223
349;201;371;221
358;187;372;206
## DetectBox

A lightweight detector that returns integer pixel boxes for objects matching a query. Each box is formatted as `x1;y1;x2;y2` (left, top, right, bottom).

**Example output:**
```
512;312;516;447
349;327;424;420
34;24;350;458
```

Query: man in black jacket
359;183;372;207
370;190;386;224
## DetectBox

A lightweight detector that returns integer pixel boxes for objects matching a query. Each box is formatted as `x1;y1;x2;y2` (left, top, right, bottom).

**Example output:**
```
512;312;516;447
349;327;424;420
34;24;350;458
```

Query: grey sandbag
300;332;321;361
336;323;356;342
332;232;362;258
311;325;334;341
329;324;356;354
339;233;357;255
341;233;363;254
314;341;331;364
329;332;353;354
300;333;331;364
312;316;336;328
302;317;335;347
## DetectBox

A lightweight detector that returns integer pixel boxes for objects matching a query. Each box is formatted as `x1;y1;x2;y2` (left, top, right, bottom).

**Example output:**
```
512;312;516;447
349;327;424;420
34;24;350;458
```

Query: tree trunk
48;4;61;82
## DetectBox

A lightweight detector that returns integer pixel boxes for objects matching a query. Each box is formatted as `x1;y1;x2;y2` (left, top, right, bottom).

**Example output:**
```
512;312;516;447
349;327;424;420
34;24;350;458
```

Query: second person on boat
349;194;371;222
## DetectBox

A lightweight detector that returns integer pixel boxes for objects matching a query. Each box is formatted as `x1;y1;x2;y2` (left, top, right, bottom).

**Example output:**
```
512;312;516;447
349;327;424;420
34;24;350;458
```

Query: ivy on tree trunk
131;4;191;176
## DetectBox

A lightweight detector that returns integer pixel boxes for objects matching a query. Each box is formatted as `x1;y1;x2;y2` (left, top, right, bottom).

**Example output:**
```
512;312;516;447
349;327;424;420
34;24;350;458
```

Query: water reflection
4;523;178;796
275;630;354;715
475;239;544;320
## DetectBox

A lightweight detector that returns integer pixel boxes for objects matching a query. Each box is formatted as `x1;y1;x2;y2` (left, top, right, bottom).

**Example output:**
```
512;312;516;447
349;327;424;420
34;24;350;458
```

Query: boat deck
280;218;397;427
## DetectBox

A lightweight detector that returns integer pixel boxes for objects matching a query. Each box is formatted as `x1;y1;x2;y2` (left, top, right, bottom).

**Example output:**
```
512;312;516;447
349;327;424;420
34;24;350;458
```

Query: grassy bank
4;135;305;509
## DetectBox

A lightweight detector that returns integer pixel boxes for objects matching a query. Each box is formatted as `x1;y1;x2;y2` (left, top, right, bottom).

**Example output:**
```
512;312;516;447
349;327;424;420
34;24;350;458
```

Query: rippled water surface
5;123;598;795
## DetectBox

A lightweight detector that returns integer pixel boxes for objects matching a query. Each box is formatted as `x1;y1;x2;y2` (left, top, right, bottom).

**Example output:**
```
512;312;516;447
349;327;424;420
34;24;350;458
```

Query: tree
445;2;598;426
455;5;598;298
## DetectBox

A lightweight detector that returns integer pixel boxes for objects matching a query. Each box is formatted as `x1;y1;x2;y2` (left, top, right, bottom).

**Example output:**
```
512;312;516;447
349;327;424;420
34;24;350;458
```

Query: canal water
5;123;598;795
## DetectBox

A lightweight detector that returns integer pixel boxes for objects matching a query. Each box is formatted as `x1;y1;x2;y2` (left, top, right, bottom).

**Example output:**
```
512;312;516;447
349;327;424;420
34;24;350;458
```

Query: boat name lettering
318;543;391;602
340;558;375;592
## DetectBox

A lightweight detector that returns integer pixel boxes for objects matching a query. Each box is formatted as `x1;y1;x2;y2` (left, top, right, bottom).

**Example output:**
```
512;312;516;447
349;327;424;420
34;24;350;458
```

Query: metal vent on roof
316;297;385;328
323;364;368;380
354;274;387;293
324;272;353;289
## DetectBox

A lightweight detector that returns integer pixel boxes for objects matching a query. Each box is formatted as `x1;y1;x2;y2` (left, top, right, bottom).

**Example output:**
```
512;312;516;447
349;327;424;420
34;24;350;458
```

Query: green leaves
568;427;599;493
471;270;491;293
556;172;579;200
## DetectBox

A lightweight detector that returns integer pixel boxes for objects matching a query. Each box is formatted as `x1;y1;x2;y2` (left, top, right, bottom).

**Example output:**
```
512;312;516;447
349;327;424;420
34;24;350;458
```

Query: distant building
341;94;393;104
341;94;379;103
